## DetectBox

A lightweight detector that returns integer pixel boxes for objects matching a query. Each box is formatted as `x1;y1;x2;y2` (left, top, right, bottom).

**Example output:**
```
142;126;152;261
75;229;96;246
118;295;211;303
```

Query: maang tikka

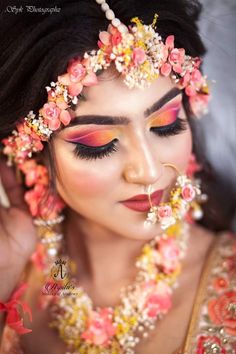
144;163;205;229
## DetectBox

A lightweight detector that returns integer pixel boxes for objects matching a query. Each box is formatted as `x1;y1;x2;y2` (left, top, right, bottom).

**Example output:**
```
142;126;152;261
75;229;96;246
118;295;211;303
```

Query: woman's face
53;71;192;240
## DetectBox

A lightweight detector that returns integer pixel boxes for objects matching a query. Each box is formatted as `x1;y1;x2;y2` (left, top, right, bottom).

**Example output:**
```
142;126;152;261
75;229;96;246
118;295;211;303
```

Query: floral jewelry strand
45;220;189;354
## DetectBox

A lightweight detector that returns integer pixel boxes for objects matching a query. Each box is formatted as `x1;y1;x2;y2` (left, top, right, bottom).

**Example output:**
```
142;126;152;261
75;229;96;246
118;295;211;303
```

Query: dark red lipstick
120;190;163;212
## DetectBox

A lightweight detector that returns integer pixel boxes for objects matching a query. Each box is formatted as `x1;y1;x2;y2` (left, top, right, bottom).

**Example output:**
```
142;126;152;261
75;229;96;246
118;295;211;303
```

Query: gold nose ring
162;163;181;176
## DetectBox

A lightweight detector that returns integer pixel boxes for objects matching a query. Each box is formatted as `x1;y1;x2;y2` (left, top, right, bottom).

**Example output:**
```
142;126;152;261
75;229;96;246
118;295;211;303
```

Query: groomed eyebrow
64;87;181;128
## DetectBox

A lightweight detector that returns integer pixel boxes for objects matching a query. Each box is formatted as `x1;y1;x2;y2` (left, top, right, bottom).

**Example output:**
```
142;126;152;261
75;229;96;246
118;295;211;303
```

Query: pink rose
158;238;180;273
144;280;172;318
110;26;122;46
67;59;86;83
81;308;116;347
157;205;172;219
41;102;61;130
181;184;196;202
132;47;146;66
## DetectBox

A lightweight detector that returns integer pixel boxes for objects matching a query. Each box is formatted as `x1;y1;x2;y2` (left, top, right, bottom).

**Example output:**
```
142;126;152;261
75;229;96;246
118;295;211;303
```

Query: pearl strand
95;0;126;33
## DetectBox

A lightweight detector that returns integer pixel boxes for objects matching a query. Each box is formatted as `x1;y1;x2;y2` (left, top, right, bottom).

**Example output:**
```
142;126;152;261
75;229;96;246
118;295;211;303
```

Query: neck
64;209;147;297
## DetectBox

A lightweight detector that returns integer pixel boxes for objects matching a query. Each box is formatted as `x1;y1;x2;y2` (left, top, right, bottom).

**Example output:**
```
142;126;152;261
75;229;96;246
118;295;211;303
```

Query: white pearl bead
112;18;121;27
96;0;105;3
105;9;115;20
118;24;128;34
101;3;109;11
47;248;57;256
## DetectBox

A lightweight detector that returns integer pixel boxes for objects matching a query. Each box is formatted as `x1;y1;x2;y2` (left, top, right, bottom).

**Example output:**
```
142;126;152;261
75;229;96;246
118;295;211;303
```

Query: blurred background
198;0;236;230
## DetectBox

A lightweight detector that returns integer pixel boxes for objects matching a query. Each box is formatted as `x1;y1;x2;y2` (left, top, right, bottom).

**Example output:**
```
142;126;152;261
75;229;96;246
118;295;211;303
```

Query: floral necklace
39;219;189;354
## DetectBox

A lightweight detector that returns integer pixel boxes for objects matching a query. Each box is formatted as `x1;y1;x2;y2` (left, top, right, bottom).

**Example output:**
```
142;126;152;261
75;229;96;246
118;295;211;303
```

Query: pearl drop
112;18;121;27
95;0;105;3
101;3;109;11
47;248;57;256
105;9;115;20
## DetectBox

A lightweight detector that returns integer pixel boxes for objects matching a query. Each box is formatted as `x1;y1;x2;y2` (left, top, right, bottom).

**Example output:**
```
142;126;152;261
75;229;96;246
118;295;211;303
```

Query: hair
0;0;234;231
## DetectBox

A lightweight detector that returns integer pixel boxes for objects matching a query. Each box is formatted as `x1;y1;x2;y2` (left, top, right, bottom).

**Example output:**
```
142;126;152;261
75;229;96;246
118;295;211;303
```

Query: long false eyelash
150;117;187;137
73;139;119;161
72;117;187;160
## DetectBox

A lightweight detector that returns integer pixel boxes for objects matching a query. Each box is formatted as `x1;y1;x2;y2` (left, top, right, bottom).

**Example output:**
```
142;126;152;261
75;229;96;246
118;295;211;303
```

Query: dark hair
0;0;233;230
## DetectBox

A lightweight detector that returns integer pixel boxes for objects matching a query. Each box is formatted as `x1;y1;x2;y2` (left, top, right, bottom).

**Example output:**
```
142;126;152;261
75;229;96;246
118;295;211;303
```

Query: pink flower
132;47;146;66
165;35;174;50
41;102;72;130
143;280;172;318
20;161;48;187
168;48;185;74
58;58;98;97
39;193;65;220
181;184;196;202
67;58;87;82
161;62;172;76
24;184;47;216
189;93;209;118
191;69;202;83
185;85;197;97
157;205;172;219
2;123;44;164
81;308;116;347
99;25;122;49
158;238;180;273
208;291;236;336
41;102;61;130
99;31;111;46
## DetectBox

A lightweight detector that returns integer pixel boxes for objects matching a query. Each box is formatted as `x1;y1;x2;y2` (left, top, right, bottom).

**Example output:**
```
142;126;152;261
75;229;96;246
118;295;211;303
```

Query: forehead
75;70;176;117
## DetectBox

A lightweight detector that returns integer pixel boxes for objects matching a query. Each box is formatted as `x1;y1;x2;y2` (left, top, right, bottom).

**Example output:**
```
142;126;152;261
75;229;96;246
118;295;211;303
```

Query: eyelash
72;117;187;161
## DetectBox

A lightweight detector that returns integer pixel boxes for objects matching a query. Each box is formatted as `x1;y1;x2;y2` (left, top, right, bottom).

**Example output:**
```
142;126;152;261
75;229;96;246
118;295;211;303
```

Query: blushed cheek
55;151;120;199
162;128;192;172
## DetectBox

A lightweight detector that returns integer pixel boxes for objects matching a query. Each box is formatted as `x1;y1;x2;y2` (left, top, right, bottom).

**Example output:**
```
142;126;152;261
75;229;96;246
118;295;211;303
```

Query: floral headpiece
2;0;210;220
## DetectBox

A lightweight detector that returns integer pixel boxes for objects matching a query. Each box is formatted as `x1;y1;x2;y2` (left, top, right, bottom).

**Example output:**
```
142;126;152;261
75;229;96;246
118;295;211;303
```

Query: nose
123;135;163;185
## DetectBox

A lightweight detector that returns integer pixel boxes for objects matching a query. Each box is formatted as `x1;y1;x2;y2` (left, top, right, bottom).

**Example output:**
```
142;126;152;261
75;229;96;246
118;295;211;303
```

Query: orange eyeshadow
149;103;181;127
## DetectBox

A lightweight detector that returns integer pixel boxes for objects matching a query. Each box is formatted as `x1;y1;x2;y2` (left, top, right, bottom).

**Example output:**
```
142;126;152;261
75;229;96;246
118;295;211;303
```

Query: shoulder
185;224;236;353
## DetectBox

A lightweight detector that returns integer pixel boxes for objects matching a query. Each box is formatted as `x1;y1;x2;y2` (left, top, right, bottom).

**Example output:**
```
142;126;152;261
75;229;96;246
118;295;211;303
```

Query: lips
121;190;164;212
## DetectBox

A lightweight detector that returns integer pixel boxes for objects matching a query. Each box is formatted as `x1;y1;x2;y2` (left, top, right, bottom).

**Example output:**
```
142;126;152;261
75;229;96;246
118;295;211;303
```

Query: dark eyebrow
64;87;181;128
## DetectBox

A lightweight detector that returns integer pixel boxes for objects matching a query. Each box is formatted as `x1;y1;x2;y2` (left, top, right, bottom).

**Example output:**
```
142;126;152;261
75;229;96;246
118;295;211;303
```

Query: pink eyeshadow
65;129;119;147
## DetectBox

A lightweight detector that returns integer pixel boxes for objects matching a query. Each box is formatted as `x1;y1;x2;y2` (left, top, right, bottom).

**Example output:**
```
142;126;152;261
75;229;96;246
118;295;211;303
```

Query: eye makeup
63;98;186;161
65;128;120;147
148;102;181;129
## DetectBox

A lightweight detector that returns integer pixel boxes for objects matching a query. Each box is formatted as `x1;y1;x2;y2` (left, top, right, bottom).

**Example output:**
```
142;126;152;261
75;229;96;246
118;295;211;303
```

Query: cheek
160;127;192;171
54;143;121;198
